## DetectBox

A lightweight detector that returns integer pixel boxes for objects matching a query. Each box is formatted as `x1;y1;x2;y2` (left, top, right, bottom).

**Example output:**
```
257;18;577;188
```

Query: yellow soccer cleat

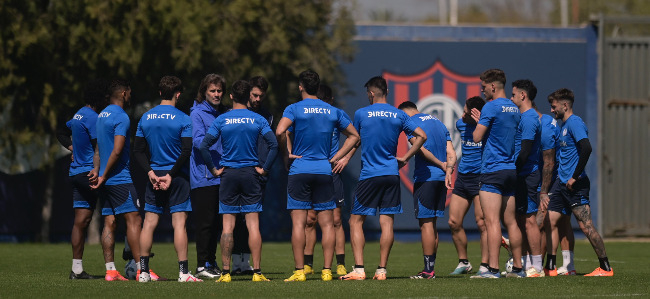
252;273;270;281
321;269;333;281
284;269;306;282
216;272;231;282
303;265;314;275
336;264;348;276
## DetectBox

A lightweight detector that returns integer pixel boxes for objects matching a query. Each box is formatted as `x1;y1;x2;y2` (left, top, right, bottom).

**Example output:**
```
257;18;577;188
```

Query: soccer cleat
450;262;473;275
69;271;97;279
284;269;306;282
544;268;558;277
584;267;613;277
303;264;314;275
196;266;221;279
506;270;526;278
321;269;333;281
525;268;545;277
138;271;151;282
410;270;435;279
252;273;270;282
216;272;231;282
137;269;161;281
336;264;348;276
105;270;128;281
470;271;501;279
339;270;366;281
557;266;577;276
178;272;203;282
501;236;512;255
372;269;387;281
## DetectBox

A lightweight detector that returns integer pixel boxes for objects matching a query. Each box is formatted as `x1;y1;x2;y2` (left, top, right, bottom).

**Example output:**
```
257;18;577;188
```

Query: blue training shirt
514;108;541;176
354;103;418;181
407;113;450;182
206;109;273;168
136;104;192;171
477;97;521;173
96;104;132;185
538;114;559;178
456;119;482;174
282;98;351;175
67;106;98;176
329;107;352;159
557;115;589;184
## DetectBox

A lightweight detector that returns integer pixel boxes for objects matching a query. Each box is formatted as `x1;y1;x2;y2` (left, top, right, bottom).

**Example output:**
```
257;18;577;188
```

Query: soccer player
190;74;228;279
276;70;359;282
303;84;350;277
398;101;456;279
470;69;524;278
200;80;279;282
510;79;544;277
546;88;613;276
447;96;489;275
91;79;143;281
56;79;108;279
340;76;426;281
133;76;201;282
229;76;273;275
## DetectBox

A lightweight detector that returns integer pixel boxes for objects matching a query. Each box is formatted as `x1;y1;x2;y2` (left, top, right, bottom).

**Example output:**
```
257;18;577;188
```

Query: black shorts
100;183;140;216
144;170;192;214
332;173;345;208
548;177;590;214
480;169;516;196
71;172;98;209
413;180;447;219
352;175;401;216
219;167;264;213
452;172;480;200
287;173;334;210
515;169;541;215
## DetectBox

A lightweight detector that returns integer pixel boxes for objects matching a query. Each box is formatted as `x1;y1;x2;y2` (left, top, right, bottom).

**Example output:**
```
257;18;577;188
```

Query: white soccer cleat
138;271;151;283
178;272;203;282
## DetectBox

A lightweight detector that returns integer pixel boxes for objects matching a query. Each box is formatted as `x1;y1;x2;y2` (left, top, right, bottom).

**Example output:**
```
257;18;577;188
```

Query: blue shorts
144;170;192;214
332;173;345;208
515;170;540;215
548;177;590;214
352;175;401;216
451;172;480;200
287;174;335;211
413;180;446;219
100;183;140;216
219;167;263;214
71;172;98;209
480;169;516;196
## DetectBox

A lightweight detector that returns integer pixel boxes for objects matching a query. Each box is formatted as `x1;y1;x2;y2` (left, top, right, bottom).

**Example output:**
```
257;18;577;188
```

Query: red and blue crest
383;61;482;205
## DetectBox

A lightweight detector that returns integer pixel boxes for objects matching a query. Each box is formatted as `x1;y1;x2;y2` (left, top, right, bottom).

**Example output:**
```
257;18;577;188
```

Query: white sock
561;250;571;268
106;262;116;271
72;259;83;274
136;260;141;270
354;267;365;274
532;255;543;272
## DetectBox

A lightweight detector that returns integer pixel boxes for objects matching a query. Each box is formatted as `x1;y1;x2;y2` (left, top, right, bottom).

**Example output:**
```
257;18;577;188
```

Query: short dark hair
249;76;268;93
317;84;333;104
83;78;109;109
397;100;417;110
512;79;537;101
159;76;183;100
466;96;486;111
108;79;130;99
364;76;388;97
231;80;252;105
548;88;574;107
480;69;506;86
197;74;226;103
299;70;320;95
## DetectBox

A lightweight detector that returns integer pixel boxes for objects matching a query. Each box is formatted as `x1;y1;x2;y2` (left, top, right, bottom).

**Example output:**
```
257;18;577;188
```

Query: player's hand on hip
566;178;576;191
255;167;268;176
211;167;225;177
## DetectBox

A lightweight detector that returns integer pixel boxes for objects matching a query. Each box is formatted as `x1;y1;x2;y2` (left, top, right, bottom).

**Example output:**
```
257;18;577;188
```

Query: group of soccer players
58;67;612;284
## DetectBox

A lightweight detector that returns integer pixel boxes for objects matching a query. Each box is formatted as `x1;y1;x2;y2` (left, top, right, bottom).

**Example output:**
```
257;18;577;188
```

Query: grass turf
0;240;647;298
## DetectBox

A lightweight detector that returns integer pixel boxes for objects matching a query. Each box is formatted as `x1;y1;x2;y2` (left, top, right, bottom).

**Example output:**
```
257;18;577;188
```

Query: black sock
304;255;314;267
179;260;189;274
459;259;469;265
512;266;522;273
488;266;499;274
336;254;345;265
545;254;556;270
354;265;364;269
140;256;150;273
323;267;331;270
295;267;303;271
599;257;611;271
223;269;230;275
480;262;489;269
253;268;261;274
377;266;386;270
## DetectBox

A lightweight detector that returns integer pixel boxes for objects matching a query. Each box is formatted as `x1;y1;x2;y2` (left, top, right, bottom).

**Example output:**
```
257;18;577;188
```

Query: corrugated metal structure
598;16;650;236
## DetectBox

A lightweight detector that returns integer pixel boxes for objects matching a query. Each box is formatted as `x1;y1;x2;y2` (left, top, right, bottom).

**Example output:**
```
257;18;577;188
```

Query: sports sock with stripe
179;260;189;274
105;262;116;271
140;256;150;273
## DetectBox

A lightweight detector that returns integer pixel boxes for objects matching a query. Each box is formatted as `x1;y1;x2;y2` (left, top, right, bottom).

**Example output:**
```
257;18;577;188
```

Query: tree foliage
0;0;356;174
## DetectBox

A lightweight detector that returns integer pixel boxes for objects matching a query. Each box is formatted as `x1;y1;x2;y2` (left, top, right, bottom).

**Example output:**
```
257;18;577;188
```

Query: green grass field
1;240;648;298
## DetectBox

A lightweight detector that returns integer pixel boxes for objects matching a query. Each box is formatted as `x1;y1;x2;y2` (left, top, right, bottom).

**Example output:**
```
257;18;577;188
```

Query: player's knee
448;217;462;231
